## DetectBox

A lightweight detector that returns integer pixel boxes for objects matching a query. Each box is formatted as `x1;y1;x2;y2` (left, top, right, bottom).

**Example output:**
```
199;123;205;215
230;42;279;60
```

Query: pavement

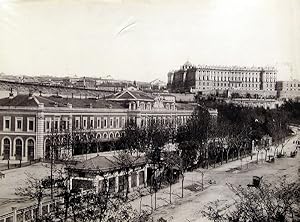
129;132;300;222
0;162;59;215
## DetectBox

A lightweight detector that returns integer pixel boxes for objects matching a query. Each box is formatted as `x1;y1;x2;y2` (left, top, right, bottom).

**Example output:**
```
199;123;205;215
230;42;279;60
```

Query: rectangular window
54;119;59;130
15;117;23;131
46;121;50;131
61;120;67;130
27;117;35;132
116;118;120;128
121;117;126;128
75;117;80;129
3;116;11;131
97;117;101;129
29;121;34;131
104;118;107;128
90;117;94;129
110;118;113;128
83;117;87;129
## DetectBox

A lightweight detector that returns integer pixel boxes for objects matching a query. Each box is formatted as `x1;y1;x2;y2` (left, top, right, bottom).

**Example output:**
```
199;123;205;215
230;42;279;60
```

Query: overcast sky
0;0;299;82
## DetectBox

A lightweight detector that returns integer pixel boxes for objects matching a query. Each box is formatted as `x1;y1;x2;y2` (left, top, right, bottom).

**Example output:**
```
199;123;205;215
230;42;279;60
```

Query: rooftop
106;89;154;101
0;94;38;107
70;154;146;172
0;94;126;109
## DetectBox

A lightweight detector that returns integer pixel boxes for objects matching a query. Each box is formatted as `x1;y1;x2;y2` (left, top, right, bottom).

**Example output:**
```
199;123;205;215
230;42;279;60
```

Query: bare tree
178;140;198;197
162;151;181;204
15;173;50;221
202;177;300;222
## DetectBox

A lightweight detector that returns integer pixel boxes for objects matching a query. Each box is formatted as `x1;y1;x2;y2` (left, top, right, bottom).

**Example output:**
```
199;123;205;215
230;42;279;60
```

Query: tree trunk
36;199;41;222
154;190;157;210
139;196;143;214
169;183;172;204
125;173;129;200
221;150;224;165
64;194;69;221
226;150;229;163
150;193;153;212
72;205;77;222
181;175;184;198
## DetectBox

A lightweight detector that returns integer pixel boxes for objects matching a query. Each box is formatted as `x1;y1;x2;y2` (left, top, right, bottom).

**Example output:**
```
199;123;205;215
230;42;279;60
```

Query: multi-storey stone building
0;90;194;161
167;62;277;97
276;80;300;100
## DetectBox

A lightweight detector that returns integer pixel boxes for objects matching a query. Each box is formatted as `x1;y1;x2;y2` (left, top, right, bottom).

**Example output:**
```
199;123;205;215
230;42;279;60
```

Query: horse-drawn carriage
247;176;263;188
290;150;297;158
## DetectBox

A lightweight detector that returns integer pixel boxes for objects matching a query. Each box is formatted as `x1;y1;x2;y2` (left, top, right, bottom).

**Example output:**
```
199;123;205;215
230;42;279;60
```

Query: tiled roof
38;96;126;109
72;155;146;172
74;156;117;171
0;94;38;107
0;94;127;109
130;91;154;100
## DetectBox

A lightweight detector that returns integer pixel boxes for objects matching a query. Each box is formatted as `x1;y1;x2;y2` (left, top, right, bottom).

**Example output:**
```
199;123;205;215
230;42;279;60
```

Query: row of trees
114;101;293;208
16;100;295;221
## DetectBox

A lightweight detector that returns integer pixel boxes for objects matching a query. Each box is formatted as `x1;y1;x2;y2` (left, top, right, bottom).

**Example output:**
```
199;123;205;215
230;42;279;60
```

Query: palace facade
167;62;277;97
276;79;300;100
0;89;194;161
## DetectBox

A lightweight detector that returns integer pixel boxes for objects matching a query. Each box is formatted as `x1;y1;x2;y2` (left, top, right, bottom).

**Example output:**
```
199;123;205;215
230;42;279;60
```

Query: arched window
109;133;114;139
15;139;23;160
27;139;35;161
3;138;11;160
103;133;108;139
115;132;120;138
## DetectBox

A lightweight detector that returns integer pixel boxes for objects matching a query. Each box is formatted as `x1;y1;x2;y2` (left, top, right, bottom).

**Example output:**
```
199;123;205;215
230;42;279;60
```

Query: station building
0;89;194;161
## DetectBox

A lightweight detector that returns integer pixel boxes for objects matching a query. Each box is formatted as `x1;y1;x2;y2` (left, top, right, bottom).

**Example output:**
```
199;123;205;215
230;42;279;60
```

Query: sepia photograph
0;0;299;221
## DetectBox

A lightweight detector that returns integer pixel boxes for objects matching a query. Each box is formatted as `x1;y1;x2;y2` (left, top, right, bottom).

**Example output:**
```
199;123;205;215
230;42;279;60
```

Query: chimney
9;88;14;99
89;103;93;108
28;92;33;100
67;103;72;109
